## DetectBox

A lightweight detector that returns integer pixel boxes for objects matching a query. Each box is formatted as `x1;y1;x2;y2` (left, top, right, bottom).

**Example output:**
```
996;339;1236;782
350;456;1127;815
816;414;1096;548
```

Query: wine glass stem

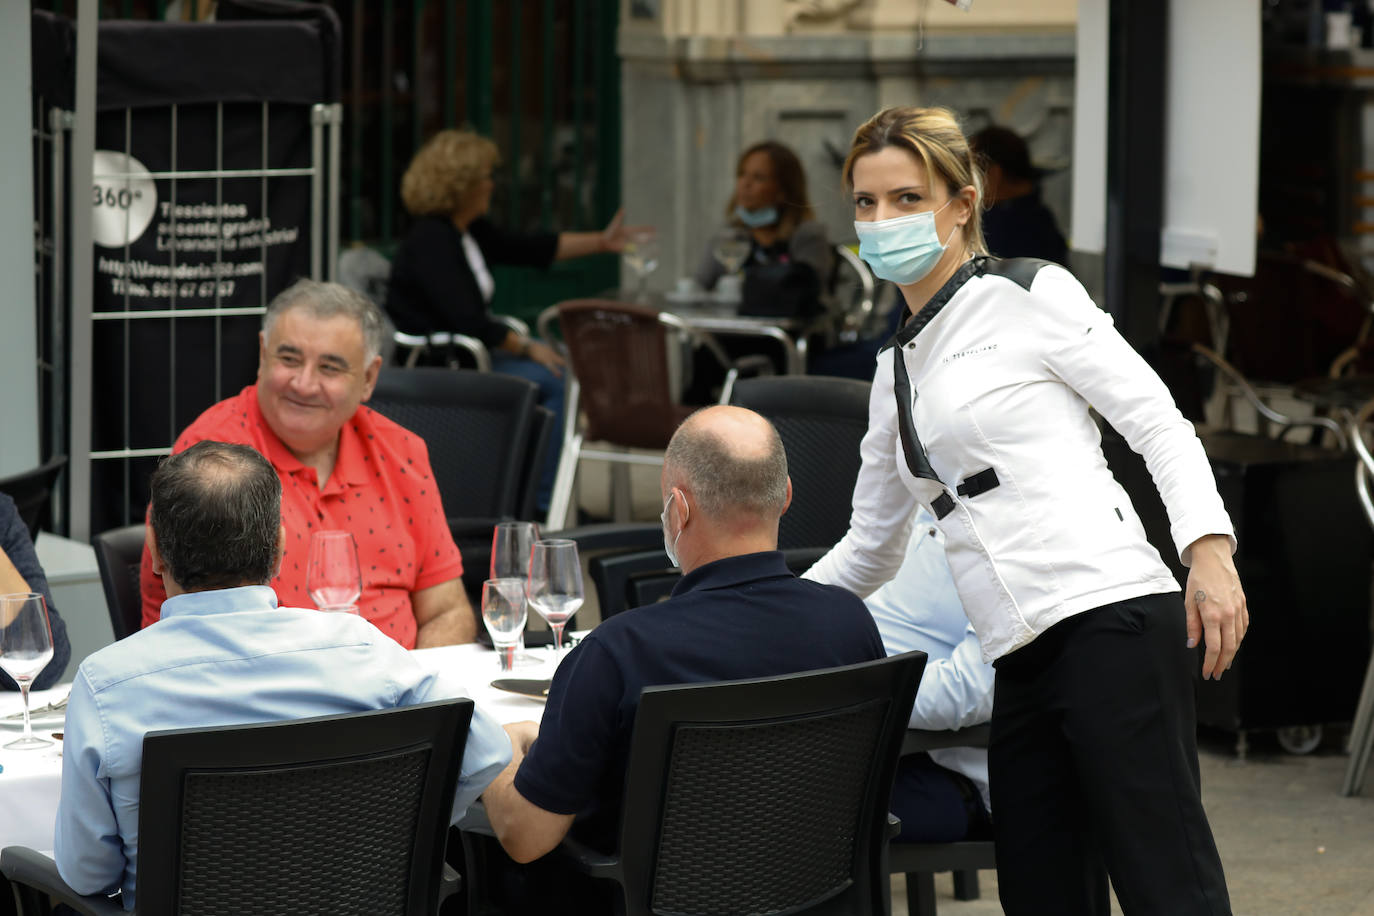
550;621;566;653
19;682;33;743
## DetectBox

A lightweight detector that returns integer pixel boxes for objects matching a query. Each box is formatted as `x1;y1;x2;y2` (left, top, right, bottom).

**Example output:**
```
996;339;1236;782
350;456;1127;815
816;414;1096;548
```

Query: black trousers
989;593;1232;916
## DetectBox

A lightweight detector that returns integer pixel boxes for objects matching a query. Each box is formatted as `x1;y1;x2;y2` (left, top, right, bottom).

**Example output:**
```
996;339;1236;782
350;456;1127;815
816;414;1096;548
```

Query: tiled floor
892;733;1374;916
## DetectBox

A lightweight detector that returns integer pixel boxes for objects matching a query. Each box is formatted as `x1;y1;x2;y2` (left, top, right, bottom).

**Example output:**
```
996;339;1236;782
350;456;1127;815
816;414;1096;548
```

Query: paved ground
893;730;1374;916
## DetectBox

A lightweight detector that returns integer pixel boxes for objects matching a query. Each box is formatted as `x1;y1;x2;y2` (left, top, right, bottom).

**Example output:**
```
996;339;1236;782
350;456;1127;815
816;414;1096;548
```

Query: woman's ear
956;184;978;225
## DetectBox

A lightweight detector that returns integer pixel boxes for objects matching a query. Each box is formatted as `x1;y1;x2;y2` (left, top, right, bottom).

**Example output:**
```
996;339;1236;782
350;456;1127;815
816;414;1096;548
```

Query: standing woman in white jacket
805;106;1247;916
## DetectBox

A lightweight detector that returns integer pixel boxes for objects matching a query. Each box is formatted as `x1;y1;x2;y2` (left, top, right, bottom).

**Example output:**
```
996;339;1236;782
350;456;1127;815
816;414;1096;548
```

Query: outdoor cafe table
0;641;564;855
0;639;988;856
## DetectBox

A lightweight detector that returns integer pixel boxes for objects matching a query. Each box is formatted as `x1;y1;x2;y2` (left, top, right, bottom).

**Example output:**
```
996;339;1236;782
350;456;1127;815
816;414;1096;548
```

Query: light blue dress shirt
53;585;511;909
864;509;995;809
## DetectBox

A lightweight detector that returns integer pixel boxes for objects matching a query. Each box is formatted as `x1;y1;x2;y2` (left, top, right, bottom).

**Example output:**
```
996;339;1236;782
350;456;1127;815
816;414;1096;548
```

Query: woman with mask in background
693;140;832;298
803;106;1246;916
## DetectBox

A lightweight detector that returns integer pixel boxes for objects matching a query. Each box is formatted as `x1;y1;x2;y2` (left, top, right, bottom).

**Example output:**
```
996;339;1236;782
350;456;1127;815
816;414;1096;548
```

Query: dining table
0;637;990;859
611;288;822;376
0;640;569;855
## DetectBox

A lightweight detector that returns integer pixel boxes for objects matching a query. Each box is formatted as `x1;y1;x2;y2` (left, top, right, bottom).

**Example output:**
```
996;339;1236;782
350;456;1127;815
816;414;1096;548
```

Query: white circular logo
91;150;157;248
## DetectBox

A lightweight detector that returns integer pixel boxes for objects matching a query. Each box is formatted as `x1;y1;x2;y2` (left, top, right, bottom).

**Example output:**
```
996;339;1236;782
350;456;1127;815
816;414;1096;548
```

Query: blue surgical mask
854;200;957;285
661;491;684;568
734;204;779;228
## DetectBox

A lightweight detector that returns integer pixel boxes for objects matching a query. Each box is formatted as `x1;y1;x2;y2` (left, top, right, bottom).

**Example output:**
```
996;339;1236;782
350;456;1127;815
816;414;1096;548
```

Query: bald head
663;406;789;522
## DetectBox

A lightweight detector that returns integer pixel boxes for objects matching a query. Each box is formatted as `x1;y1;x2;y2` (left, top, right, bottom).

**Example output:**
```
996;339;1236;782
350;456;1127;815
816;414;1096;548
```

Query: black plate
490;678;553;700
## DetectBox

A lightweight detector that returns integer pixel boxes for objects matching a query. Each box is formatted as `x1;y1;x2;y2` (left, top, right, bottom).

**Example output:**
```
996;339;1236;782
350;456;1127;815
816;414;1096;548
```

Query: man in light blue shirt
865;507;994;841
54;440;511;909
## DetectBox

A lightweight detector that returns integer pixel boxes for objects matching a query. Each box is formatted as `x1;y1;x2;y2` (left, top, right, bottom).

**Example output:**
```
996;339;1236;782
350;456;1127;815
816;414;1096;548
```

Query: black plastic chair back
516;404;554;522
730;376;870;551
0;456;67;541
134;699;473;916
614;652;927;916
92;523;146;641
368;368;539;521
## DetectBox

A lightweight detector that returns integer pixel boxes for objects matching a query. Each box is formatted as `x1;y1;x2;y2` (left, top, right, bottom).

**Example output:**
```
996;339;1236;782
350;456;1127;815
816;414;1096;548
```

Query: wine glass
490;521;539;580
527;539;584;654
712;229;751;276
307;530;362;614
0;593;55;750
482;578;529;671
622;228;660;301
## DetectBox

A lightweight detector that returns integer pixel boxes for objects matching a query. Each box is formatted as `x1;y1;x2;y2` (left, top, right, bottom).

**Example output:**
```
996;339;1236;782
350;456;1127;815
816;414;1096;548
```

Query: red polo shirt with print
140;386;464;648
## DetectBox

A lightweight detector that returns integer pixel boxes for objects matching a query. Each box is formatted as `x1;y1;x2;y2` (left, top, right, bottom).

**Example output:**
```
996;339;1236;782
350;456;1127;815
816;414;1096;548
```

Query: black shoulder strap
980;257;1053;292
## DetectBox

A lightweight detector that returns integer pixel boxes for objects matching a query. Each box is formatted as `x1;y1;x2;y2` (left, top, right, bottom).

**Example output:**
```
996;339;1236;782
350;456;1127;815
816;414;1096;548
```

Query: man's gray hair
663;412;789;520
261;278;385;362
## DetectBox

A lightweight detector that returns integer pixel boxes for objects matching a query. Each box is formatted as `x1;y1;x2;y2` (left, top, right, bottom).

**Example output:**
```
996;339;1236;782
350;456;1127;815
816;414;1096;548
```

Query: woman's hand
1183;534;1248;680
525;340;566;377
599;209;654;254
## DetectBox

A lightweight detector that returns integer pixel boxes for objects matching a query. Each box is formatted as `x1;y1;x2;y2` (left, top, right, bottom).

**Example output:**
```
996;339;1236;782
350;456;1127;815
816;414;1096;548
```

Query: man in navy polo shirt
482;405;885;896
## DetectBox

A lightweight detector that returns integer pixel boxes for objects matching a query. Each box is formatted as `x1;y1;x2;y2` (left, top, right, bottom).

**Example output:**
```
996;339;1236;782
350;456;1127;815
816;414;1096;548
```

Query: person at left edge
140;279;476;648
0;492;70;690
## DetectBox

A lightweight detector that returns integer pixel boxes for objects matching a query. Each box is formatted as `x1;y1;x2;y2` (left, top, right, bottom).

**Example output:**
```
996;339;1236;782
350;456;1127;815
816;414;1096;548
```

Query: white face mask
660;491;684;568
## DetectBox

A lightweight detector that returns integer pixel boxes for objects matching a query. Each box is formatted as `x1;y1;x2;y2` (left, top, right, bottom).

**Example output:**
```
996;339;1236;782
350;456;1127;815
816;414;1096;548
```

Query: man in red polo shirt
140;279;476;648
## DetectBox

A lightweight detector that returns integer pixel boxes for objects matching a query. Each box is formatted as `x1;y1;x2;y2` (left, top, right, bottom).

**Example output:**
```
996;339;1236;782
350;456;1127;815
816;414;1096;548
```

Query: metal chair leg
1343;649;1374;796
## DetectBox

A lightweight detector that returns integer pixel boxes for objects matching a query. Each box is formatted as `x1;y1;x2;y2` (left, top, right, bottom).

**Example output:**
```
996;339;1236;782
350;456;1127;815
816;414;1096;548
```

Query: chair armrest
438;862;462;907
887;813;902;839
0;847;126;916
901;723;992;755
495;314;532;338
449;334;493;372
553;833;624;882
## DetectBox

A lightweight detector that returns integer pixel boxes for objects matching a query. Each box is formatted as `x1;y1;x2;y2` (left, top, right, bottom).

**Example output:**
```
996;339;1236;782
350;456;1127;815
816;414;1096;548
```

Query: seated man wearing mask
140;279;474;647
56;441;511;908
481;406;886;912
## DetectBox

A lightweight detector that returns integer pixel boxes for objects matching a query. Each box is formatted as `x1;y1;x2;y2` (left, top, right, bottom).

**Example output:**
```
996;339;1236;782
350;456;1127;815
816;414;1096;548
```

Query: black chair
730;376;870;550
890;724;996;916
515;405;554;523
465;652;927;916
368;368;544;604
1;699;474;916
91;524;146;641
0;456;67;541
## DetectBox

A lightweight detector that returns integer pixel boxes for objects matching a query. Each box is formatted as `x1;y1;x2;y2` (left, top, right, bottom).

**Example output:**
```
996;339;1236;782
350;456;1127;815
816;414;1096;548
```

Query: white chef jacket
806;257;1236;662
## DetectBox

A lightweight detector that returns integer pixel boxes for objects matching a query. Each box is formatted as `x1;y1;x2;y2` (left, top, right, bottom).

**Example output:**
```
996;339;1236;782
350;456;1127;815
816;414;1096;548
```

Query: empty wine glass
307;530;362;614
622;228;660;301
527;539;584;654
482;578;528;671
0;592;55;750
491;521;539;580
712;228;751;276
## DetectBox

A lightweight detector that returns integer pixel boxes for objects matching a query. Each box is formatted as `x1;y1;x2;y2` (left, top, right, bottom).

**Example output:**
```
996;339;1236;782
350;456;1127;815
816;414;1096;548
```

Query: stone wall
619;0;1077;289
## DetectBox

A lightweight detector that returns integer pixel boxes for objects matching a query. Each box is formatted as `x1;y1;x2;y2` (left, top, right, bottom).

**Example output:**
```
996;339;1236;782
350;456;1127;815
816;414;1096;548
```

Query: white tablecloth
0;640;567;854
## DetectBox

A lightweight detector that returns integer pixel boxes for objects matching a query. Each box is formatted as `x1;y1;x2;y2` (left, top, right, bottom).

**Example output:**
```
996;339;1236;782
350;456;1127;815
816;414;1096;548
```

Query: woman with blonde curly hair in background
387;129;636;511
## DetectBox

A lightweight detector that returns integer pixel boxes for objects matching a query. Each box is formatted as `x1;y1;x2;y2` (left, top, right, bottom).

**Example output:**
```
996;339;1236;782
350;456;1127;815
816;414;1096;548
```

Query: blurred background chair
0;455;67;541
460;652;926;916
540;299;758;530
368;368;548;607
729;375;870;553
92;523;146;642
1;699;474;916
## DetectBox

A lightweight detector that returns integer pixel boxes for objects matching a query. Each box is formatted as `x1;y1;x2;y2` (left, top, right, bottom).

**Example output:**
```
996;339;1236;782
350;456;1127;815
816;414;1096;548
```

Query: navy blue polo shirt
514;550;886;851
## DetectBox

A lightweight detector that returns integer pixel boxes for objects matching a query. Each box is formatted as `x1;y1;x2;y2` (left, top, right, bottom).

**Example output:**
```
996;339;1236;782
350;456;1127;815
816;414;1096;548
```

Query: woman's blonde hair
400;129;500;217
843;106;988;256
